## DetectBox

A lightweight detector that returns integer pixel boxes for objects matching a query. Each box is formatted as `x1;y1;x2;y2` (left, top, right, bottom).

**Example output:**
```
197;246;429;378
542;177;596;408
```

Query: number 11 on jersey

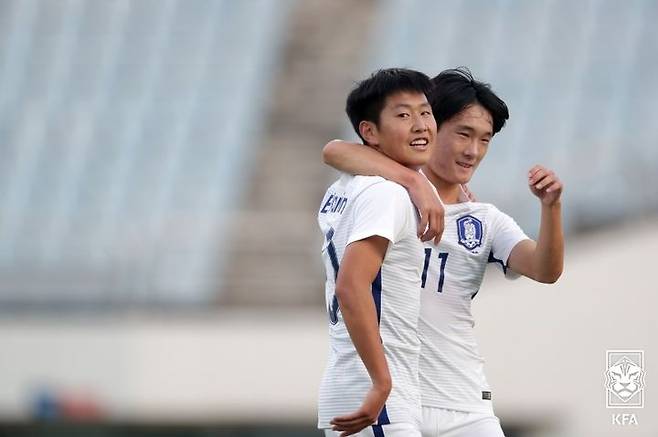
421;248;449;293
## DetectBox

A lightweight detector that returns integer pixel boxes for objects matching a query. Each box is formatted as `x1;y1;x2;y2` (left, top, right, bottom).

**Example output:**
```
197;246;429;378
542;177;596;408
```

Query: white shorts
324;422;421;437
420;407;505;437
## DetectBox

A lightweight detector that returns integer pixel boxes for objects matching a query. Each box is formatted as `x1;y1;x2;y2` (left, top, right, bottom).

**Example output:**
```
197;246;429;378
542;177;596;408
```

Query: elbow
334;283;348;302
335;276;362;310
538;275;559;284
322;140;340;165
536;266;563;284
334;279;353;306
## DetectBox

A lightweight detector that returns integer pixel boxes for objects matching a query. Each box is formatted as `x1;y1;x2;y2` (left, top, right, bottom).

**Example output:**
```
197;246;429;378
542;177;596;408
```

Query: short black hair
429;67;509;135
346;68;433;143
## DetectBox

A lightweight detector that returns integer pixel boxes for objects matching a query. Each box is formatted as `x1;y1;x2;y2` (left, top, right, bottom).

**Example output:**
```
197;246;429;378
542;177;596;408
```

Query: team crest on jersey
457;215;483;252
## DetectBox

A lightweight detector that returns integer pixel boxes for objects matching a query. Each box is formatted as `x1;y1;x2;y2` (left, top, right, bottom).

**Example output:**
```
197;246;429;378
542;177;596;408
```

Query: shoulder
352;176;411;201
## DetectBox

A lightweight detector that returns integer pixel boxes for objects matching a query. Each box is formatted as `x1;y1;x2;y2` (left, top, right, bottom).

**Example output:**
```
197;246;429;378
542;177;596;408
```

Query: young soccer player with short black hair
323;67;564;437
318;68;436;437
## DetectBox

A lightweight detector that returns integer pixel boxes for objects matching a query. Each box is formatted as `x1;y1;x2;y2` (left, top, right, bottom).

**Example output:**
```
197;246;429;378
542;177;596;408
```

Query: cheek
382;122;408;142
477;144;489;161
430;149;450;172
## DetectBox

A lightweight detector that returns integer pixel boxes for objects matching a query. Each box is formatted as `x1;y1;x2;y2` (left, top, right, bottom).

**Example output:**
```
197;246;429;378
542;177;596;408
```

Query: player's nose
411;114;429;132
463;139;478;157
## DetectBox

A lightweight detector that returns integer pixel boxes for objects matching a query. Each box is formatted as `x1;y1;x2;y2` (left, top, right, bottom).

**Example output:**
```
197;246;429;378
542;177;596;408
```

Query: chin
404;157;429;168
453;173;472;184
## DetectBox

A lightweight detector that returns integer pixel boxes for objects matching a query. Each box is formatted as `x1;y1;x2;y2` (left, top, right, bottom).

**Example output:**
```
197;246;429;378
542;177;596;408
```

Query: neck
422;165;462;204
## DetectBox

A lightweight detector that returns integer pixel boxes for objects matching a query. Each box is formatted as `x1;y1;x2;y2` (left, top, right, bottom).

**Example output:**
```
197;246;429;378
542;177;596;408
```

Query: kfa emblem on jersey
457;215;483;253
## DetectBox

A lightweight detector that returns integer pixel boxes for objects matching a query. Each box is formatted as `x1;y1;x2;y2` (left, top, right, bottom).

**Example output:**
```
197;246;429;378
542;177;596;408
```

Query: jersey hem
421;401;494;415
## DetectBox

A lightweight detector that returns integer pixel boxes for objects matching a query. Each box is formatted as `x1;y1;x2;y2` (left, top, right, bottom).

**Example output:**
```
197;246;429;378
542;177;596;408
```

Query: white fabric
324;422;422;437
419;201;529;414
317;174;425;429
421;406;505;437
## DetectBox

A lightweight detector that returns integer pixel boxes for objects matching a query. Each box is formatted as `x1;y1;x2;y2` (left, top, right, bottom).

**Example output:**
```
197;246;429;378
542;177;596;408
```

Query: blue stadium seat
367;0;658;235
0;0;293;307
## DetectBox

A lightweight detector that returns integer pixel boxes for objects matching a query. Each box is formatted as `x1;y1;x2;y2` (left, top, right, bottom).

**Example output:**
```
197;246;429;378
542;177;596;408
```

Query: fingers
417;210;429;239
335;419;371;435
527;165;564;204
331;412;363;424
528;165;548;187
528;165;558;190
409;175;444;243
331;411;373;435
528;164;544;181
545;178;562;193
335;419;371;436
419;209;444;243
534;173;554;191
539;176;559;192
432;211;444;245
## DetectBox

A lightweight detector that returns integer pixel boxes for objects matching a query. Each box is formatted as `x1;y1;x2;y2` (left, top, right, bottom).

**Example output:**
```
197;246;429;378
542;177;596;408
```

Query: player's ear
359;121;379;146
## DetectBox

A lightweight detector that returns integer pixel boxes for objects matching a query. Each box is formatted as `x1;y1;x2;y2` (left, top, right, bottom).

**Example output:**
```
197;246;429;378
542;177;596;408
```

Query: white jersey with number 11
419;200;529;414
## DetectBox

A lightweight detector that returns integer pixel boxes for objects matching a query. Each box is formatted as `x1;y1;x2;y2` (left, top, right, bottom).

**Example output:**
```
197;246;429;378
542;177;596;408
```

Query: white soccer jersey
317;173;425;430
418;201;529;414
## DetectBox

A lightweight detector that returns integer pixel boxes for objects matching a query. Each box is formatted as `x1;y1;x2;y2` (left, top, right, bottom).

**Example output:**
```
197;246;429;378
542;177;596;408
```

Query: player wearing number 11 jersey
417;188;528;415
323;67;564;437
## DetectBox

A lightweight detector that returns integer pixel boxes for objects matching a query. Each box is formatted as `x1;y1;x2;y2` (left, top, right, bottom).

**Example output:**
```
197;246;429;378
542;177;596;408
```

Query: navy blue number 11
421;248;449;293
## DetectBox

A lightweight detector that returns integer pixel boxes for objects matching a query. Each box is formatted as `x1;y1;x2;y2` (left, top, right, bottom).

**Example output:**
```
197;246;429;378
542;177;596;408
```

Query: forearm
323;140;420;189
336;282;391;388
532;202;564;283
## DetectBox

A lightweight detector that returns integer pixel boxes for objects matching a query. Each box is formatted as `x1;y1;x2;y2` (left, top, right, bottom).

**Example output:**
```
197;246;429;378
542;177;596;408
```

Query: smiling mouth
457;162;474;169
410;138;429;149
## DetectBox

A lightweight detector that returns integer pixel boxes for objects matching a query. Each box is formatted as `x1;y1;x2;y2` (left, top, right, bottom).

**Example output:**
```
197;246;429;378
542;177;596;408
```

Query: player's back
317;173;424;429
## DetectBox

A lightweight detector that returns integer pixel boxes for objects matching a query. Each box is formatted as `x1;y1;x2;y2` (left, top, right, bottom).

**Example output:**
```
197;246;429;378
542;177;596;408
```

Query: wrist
372;373;392;391
402;168;423;190
542;200;562;209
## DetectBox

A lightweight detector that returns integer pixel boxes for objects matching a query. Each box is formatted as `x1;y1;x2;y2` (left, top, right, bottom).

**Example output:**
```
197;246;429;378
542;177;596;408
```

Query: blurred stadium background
0;0;656;436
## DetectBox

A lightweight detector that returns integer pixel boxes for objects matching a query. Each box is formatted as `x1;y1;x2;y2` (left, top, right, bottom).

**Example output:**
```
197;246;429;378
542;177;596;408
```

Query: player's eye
397;113;410;118
457;132;469;138
421;110;432;116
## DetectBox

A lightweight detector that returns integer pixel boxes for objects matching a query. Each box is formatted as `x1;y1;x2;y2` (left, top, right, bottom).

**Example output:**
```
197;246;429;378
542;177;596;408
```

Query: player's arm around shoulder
507;165;564;284
323;139;444;244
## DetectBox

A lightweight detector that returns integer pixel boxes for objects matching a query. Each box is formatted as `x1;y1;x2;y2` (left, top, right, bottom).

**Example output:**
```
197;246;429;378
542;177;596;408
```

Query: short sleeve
489;207;530;278
347;181;414;246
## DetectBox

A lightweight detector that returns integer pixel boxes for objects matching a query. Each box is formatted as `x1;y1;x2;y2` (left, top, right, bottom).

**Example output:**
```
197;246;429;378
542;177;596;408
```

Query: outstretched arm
330;236;391;436
507;165;564;283
323;140;444;244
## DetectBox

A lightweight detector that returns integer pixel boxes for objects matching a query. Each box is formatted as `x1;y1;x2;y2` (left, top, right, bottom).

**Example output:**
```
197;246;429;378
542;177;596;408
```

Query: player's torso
318;175;424;347
317;174;425;428
419;201;497;413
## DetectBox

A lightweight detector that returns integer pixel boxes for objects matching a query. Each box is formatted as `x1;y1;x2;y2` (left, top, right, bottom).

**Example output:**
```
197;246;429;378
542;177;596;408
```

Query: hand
408;173;444;244
528;165;563;206
330;382;391;436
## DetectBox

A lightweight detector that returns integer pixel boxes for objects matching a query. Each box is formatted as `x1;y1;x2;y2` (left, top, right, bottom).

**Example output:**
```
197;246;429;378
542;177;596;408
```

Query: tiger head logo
605;356;646;402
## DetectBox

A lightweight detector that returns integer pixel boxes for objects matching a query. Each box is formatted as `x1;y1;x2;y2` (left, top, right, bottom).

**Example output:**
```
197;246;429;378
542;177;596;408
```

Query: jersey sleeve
489;206;530;279
347;181;414;246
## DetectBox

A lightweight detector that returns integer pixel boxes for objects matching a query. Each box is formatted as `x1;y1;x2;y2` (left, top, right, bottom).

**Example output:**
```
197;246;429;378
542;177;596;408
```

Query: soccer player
322;67;564;437
318;68;437;437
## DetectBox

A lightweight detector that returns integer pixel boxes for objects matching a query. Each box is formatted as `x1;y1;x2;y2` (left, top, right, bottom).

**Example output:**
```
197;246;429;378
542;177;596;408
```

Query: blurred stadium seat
0;0;292;308
367;0;658;235
0;1;656;435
